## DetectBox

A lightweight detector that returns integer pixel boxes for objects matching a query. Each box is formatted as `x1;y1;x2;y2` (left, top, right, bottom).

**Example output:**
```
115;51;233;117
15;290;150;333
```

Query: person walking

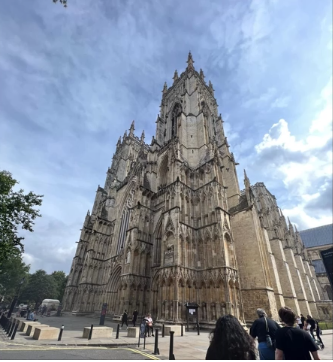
250;308;280;360
305;315;316;339
315;321;324;348
206;315;257;360
300;314;306;329
121;310;128;328
132;309;138;327
275;306;320;360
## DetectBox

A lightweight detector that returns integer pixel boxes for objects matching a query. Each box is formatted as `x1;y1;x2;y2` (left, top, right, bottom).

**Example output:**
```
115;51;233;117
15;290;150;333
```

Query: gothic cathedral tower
63;53;322;324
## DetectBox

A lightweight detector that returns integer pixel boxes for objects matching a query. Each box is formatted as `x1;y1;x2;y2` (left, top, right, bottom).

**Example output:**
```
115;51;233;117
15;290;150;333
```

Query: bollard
116;324;120;339
58;325;64;341
11;322;19;340
181;323;183;337
88;324;93;340
197;323;200;335
9;321;16;337
169;331;175;360
6;320;12;335
162;323;165;337
143;325;147;350
153;328;159;355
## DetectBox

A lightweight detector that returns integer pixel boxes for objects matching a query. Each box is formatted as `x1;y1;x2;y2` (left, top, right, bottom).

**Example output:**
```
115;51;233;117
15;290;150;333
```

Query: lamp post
7;278;25;318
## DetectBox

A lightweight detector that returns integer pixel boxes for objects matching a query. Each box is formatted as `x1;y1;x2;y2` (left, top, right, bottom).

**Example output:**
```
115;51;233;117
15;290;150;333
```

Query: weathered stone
26;324;49;336
20;321;40;332
82;326;113;339
127;327;139;338
164;325;184;337
61;54;324;325
33;327;59;340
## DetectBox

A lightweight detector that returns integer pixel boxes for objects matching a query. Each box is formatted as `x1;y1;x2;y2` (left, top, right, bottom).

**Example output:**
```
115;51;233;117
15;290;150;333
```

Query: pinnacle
173;70;179;83
186;51;195;70
141;130;145;142
162;82;168;93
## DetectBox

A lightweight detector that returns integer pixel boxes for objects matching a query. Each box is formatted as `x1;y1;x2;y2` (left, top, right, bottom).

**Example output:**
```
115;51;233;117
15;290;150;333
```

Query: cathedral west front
63;53;325;325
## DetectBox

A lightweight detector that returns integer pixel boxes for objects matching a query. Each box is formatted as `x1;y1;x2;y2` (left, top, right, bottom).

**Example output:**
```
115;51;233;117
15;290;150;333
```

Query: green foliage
0;253;30;304
51;271;68;302
0;170;43;265
318;321;333;330
20;269;57;306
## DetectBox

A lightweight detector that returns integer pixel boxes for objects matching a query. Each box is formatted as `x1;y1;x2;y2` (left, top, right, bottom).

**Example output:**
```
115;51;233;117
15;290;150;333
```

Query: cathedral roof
299;223;333;248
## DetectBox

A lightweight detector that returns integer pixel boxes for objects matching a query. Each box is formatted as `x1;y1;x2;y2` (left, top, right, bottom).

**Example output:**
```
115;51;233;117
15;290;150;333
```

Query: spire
123;130;127;140
129;120;135;136
173;70;179;83
199;68;205;81
186;51;195;71
140;130;145;142
117;136;121;147
151;135;155;145
162;82;168;94
208;80;215;94
244;169;253;206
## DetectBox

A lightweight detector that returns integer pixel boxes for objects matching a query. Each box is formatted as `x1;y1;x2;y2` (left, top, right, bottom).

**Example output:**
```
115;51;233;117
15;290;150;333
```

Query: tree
52;0;68;8
0;171;43;265
0;254;30;305
51;271;68;302
20;269;57;307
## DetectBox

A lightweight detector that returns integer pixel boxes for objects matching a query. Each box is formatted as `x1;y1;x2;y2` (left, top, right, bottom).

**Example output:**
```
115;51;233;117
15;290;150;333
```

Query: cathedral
63;53;325;325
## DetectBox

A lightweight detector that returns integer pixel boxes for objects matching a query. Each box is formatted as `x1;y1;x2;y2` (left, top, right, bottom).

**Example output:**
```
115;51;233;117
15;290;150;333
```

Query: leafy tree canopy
0;171;43;264
51;271;68;302
20;269;57;306
0;253;30;304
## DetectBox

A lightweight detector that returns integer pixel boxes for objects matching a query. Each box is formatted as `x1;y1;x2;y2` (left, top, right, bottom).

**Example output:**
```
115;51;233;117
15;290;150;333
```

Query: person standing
121;310;128;328
250;308;281;360
145;313;154;337
132;310;138;327
296;315;302;329
206;315;257;360
300;314;306;329
275;307;320;360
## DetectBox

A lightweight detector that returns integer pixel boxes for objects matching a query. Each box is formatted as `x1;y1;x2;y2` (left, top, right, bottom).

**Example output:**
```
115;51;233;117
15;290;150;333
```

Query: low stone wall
26;324;49;336
82;326;113;339
127;327;139;338
33;327;59;340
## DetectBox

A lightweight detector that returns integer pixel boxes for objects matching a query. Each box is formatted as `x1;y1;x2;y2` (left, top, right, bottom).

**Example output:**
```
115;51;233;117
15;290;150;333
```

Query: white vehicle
41;299;60;311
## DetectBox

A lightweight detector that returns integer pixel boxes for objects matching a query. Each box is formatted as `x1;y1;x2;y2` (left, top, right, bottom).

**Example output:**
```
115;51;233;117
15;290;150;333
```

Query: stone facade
62;54;325;325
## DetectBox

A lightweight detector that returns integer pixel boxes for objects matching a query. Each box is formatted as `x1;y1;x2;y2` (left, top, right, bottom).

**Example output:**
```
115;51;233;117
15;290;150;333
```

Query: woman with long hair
206;315;257;360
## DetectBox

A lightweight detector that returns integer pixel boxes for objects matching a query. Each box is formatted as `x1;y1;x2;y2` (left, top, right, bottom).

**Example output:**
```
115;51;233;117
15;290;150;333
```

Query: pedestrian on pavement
132;309;138;327
315;322;324;349
275;306;320;360
206;315;257;360
300;314;306;329
305;315;316;339
296;315;302;329
41;305;47;316
121;310;128;328
250;308;280;360
145;313;154;337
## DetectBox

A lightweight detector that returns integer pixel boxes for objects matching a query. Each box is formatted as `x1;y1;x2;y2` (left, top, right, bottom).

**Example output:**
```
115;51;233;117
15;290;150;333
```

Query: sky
0;0;332;274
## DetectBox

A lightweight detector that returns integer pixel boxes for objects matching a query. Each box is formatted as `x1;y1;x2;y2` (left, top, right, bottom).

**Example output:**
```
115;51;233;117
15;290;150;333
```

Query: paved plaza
1;313;332;360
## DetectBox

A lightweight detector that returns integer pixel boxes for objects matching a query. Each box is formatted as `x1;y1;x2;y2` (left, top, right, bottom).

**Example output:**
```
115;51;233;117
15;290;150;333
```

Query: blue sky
0;0;332;274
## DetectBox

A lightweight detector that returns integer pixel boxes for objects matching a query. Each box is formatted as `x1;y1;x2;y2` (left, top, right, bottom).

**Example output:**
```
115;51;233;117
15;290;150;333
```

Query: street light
7;277;25;318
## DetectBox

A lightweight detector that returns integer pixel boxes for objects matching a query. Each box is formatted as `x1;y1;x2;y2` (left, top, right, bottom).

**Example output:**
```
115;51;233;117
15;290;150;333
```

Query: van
41;299;60;311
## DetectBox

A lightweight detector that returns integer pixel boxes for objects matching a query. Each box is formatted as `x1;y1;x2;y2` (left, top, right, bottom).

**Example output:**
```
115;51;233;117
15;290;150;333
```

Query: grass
318;321;333;330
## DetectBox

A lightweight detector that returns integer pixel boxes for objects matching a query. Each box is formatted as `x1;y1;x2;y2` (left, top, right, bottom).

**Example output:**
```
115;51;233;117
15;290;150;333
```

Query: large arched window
159;155;168;187
153;222;162;266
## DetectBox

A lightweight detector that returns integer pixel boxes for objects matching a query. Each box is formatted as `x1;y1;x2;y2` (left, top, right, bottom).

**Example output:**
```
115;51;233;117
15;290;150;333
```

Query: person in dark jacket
206;315;257;360
250;308;281;360
275;307;319;360
132;310;138;327
300;314;306;329
305;315;316;339
121;310;128;328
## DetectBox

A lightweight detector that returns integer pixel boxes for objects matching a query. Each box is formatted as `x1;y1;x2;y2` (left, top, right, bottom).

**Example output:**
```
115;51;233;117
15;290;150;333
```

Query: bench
82;326;113;339
26;324;49;336
33;327;59;340
164;325;184;336
112;315;122;322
